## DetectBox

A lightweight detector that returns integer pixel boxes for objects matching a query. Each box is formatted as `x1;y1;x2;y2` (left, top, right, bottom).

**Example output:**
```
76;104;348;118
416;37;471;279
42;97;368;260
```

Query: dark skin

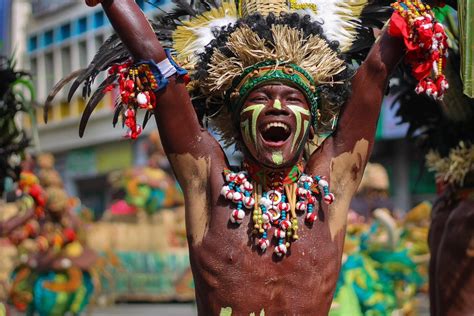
429;186;474;316
89;0;404;314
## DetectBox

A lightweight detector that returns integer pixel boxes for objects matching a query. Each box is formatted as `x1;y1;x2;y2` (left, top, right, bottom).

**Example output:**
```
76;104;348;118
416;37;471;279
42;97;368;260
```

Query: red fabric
411;60;433;80
389;12;417;51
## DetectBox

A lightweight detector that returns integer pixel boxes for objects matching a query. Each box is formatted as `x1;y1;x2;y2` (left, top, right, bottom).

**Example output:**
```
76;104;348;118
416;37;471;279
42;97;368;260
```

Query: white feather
180;16;237;62
292;0;363;51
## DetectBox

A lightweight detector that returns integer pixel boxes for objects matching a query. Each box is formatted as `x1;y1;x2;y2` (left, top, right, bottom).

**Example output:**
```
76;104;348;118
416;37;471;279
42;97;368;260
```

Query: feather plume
173;1;238;64
290;0;368;52
79;75;117;137
44;68;84;123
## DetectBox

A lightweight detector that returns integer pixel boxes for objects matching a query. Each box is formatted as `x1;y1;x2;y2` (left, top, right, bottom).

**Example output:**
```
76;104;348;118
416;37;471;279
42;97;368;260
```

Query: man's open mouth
260;122;291;145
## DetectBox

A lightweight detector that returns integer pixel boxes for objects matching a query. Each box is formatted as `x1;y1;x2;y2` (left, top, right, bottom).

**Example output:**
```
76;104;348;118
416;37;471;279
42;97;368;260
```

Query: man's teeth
263;122;289;131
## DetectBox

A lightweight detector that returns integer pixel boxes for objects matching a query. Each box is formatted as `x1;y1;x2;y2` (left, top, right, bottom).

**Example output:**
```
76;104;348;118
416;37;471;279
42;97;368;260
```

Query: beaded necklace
221;161;335;256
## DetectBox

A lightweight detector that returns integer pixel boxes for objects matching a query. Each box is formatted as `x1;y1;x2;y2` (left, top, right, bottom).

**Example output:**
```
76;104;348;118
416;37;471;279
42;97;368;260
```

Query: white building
22;0;170;217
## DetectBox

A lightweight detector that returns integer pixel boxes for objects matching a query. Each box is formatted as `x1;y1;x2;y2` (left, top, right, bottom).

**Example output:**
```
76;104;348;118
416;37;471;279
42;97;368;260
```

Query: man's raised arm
331;27;404;158
89;0;224;159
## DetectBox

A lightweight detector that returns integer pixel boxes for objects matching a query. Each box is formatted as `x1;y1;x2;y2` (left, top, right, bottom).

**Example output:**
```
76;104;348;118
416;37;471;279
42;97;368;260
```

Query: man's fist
85;0;103;6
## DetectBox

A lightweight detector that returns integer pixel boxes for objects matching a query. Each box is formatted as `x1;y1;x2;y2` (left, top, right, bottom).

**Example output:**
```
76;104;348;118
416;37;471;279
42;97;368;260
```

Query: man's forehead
251;84;304;94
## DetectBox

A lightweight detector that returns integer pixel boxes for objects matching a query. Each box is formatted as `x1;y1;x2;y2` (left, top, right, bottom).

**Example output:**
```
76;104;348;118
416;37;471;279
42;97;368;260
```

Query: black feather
45;69;84;123
142;110;153;129
171;0;197;16
79;74;117;137
112;104;123;128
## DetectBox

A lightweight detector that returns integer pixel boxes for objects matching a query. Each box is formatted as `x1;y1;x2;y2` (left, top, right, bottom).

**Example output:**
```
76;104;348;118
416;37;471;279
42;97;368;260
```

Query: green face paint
241;103;265;145
220;307;232;316
273;99;282;109
272;151;283;165
287;105;310;152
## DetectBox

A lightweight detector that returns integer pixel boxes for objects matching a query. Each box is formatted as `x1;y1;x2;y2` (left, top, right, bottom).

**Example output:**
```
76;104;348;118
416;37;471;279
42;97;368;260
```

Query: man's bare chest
187;205;342;314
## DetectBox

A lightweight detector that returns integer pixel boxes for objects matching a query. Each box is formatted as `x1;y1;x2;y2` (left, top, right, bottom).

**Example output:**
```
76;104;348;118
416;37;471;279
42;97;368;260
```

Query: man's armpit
328;138;369;241
168;153;211;246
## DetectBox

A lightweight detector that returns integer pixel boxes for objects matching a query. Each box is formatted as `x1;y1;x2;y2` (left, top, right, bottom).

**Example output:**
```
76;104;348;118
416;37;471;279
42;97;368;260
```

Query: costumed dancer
47;0;448;313
0;55;36;316
393;2;474;314
331;163;428;315
4;170;97;316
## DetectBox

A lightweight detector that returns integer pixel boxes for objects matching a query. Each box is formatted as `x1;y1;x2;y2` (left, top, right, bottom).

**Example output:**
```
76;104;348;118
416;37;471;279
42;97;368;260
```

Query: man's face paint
239;84;312;168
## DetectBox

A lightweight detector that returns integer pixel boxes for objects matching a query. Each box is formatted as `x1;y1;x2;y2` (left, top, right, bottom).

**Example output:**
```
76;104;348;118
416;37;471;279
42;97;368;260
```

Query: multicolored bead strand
221;170;255;224
222;168;335;257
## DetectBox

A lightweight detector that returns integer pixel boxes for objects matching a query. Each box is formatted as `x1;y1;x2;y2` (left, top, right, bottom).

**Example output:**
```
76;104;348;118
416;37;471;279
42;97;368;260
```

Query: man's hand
85;0;102;7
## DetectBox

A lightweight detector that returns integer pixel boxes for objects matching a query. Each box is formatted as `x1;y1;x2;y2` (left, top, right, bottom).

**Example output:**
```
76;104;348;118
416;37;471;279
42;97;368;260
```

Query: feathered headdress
46;0;391;143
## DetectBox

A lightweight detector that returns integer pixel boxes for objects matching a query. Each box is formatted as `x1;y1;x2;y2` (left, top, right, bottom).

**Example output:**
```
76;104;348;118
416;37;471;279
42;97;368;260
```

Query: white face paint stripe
288;105;310;152
241;104;265;144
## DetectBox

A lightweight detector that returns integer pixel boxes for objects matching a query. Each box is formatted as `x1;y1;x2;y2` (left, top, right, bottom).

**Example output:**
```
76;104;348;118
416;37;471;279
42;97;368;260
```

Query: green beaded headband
226;61;319;129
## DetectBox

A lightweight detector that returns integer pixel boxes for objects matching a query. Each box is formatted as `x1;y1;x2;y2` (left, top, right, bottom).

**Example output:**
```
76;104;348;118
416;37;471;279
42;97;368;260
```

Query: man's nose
265;99;289;115
265;106;290;117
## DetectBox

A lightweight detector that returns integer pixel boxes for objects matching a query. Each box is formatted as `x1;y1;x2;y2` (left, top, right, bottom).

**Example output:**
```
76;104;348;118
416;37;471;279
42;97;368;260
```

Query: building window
44;29;54;46
77;17;88;34
60;23;71;40
94;11;104;28
45;52;55;92
30;57;38;98
28;35;38;52
61;46;72;96
78;40;88;68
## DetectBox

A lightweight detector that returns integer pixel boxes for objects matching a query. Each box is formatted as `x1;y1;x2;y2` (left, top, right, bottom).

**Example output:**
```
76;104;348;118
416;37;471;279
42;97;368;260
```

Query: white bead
323;193;335;205
260;197;272;209
296;187;307;196
229;209;245;224
278;202;289;211
232;191;243;203
258;238;269;251
136;92;148;105
274;228;286;238
262;222;271;230
225;173;237;182
237;173;246;183
306;212;317;223
243;196;255;208
296;201;307;211
262;212;273;224
221;186;230;196
274;244;287;256
243;181;253;191
318;179;329;187
225;191;234;200
280;219;291;230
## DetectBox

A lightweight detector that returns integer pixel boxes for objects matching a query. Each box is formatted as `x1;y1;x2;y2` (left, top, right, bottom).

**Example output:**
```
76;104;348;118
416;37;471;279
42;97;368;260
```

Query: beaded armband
389;0;449;100
107;49;189;139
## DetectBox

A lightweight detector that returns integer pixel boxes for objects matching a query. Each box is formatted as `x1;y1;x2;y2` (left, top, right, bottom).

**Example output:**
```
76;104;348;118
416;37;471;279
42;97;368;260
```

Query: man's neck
242;159;304;190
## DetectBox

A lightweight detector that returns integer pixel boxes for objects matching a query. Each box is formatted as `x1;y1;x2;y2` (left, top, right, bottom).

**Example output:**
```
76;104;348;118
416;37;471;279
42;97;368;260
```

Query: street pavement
90;303;197;316
89;296;430;316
